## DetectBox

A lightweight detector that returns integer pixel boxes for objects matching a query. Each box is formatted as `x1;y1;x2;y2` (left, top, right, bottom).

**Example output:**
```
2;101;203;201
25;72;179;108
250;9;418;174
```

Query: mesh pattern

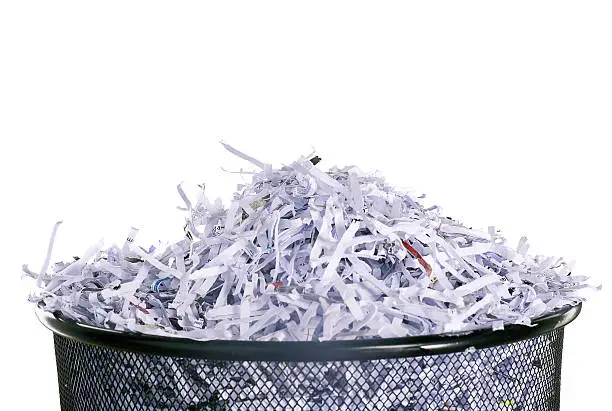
53;329;564;411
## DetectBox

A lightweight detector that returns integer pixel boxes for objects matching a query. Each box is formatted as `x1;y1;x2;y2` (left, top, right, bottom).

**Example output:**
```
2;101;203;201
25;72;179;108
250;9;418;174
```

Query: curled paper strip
26;143;597;341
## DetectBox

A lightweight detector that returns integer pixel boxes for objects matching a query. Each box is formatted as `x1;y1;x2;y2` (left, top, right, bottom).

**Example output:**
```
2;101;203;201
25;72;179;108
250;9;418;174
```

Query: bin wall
53;329;564;410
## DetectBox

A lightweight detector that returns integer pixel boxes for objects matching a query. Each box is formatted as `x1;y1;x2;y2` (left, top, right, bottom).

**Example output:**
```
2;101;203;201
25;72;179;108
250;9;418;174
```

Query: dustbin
37;303;581;410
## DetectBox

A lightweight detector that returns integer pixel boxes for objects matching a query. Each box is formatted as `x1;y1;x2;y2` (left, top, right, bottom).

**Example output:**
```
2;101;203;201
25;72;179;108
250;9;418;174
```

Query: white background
0;1;610;410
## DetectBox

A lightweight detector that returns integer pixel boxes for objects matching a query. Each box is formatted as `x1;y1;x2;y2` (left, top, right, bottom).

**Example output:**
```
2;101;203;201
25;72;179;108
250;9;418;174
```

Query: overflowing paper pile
26;143;593;341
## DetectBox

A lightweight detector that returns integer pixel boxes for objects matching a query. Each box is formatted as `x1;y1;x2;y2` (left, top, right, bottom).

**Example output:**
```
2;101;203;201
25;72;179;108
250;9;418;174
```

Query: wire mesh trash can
38;304;581;411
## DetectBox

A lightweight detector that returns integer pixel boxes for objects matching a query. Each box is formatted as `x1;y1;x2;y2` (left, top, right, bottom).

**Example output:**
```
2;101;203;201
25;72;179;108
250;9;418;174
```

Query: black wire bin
38;304;581;411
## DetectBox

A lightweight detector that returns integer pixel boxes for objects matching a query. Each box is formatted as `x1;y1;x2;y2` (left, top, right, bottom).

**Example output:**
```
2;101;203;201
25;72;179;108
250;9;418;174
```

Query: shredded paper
26;143;594;342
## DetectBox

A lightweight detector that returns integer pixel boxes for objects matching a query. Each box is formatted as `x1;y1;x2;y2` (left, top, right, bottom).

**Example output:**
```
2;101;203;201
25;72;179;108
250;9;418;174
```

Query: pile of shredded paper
26;143;594;342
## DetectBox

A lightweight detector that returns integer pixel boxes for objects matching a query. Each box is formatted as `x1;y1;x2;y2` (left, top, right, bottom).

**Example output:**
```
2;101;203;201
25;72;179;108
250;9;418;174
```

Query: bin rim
37;303;581;361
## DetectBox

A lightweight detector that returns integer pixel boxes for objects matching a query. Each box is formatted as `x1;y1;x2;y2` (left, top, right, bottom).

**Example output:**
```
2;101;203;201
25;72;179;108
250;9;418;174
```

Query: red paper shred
401;239;433;277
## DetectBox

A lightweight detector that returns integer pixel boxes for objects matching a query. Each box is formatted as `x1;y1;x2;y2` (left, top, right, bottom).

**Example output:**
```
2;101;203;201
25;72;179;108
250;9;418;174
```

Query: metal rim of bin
37;303;581;362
